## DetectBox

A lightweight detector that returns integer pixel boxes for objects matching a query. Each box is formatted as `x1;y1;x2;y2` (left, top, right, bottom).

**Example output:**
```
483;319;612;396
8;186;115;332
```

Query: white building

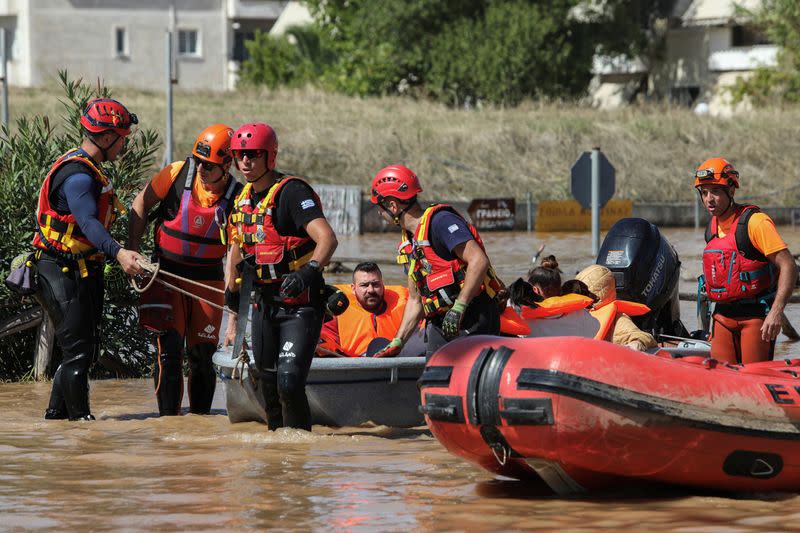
0;0;299;91
591;0;778;114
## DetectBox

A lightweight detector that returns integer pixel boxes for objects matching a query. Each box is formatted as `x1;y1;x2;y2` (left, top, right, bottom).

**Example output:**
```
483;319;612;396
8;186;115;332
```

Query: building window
178;29;200;57
114;27;129;58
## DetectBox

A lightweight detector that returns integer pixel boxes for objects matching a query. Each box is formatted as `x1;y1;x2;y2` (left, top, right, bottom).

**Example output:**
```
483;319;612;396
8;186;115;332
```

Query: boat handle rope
491;443;509;467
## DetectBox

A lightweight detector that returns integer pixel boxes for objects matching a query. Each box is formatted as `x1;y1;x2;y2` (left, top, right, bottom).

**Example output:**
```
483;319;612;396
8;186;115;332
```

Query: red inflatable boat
420;336;800;494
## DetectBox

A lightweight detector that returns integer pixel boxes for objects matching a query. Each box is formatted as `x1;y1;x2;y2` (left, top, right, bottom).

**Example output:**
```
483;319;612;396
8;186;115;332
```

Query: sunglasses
234;149;264;160
195;157;221;172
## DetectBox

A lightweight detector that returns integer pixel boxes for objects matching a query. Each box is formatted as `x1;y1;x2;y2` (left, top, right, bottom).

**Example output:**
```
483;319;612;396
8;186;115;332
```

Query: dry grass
9;83;800;205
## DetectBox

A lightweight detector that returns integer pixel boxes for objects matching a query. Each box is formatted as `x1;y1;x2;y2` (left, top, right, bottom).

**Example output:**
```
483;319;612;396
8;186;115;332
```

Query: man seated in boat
694;157;797;364
317;262;425;357
503;255;599;338
574;265;657;351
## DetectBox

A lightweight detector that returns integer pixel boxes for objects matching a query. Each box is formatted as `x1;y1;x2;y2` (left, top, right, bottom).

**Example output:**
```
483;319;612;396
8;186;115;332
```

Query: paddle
365;337;391;358
531;243;545;266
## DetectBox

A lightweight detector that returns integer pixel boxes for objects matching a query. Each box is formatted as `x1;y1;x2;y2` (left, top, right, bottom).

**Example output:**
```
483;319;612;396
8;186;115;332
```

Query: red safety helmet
694;157;739;189
193;124;233;165
370;165;422;204
231;123;278;170
80;98;137;137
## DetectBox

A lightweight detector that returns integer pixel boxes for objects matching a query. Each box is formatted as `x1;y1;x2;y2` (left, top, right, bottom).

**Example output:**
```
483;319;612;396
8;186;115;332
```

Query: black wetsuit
37;153;116;420
247;180;326;431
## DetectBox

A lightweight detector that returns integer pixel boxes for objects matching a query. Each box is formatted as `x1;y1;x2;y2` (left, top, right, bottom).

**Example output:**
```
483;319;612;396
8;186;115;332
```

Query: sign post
467;198;516;231
571;148;615;255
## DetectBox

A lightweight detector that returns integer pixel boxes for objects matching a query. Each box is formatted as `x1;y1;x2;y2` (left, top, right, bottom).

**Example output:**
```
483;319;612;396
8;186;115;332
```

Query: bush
0;71;160;381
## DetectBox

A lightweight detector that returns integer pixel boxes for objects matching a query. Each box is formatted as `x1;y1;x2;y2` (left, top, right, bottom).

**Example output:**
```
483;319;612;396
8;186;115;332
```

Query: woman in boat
575;264;657;351
505;256;598;338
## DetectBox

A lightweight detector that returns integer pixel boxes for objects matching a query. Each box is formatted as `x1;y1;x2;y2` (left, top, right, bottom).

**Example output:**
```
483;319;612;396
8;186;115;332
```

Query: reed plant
9;83;800;207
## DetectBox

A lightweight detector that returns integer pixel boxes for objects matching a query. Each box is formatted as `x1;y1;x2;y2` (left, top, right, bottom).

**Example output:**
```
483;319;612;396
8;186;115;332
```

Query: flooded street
4;227;800;531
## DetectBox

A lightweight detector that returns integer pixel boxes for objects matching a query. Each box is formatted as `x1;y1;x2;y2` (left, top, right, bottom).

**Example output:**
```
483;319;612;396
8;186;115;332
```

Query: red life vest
702;205;775;303
231;175;318;286
31;149;122;277
396;204;502;318
153;157;239;272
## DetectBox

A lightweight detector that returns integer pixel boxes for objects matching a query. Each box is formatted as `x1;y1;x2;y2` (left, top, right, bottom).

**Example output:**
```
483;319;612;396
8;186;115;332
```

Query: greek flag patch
301;199;316;210
448;224;459;233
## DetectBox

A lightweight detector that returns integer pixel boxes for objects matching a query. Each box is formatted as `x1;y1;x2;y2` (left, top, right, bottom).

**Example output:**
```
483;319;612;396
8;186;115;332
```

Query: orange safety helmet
694;157;739;189
193;124;233;165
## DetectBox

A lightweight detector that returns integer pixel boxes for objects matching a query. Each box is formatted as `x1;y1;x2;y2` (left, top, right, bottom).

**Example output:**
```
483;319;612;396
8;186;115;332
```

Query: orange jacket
319;285;408;357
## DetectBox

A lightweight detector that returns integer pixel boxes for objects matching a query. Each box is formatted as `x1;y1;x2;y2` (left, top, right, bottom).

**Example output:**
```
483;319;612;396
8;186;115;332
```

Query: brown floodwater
4;227;800;531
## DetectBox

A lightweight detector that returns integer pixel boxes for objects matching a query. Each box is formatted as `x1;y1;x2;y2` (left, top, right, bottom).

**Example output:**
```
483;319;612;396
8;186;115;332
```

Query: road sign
467;198;516;231
571;151;615;210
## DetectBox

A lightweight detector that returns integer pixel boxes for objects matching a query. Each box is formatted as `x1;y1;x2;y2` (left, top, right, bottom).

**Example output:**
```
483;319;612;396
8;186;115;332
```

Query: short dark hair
353;261;382;280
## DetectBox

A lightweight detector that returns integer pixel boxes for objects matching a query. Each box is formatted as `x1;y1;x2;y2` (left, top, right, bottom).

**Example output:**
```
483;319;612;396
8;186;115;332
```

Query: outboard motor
596;218;688;337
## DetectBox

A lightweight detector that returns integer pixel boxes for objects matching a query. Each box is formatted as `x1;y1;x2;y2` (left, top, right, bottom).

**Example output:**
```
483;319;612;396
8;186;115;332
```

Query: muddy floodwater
4;227;800;532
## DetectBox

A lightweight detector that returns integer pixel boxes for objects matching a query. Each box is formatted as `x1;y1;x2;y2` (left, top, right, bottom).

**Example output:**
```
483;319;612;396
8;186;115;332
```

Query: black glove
280;263;321;298
224;288;240;312
324;285;349;316
441;300;467;340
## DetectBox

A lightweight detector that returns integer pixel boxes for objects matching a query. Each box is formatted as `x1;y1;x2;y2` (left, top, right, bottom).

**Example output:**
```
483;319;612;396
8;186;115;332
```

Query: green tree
730;0;800;105
0;71;160;380
239;26;335;88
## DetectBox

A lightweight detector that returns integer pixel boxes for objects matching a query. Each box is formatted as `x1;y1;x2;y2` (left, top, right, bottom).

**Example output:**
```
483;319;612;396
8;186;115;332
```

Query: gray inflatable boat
213;347;425;427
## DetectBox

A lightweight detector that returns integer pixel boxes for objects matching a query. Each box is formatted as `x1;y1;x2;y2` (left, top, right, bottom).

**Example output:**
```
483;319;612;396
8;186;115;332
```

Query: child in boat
574;264;657;351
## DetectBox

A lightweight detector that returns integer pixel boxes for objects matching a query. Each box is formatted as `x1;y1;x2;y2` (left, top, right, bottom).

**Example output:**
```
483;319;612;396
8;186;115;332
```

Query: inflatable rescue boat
420;335;800;494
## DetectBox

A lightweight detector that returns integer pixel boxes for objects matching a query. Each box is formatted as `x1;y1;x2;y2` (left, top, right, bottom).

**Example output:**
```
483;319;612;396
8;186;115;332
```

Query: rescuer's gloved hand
324;285;349;316
442;300;467;340
373;337;403;358
280;262;320;298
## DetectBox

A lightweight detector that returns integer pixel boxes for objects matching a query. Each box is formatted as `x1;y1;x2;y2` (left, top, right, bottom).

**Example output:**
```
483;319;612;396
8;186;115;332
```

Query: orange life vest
322;285;408;357
520;294;594;320
500;306;531;336
154;157;239;270
231;175;317;285
589;300;651;341
31;149;124;277
396;204;502;318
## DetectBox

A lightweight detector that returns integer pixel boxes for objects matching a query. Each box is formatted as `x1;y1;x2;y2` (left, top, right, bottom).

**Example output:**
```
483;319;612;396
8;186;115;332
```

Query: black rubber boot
278;371;311;431
154;330;184;416
51;352;93;421
261;370;284;430
187;343;217;414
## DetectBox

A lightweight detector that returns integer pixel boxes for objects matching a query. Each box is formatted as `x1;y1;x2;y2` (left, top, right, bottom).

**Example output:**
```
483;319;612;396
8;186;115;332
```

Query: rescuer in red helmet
695;157;796;364
369;164;505;358
32;98;145;421
223;122;338;431
127;124;242;416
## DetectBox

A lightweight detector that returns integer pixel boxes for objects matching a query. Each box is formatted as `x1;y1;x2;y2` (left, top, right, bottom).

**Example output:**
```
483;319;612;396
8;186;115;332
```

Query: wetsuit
234;178;326;430
35;149;120;420
422;209;500;357
140;158;241;415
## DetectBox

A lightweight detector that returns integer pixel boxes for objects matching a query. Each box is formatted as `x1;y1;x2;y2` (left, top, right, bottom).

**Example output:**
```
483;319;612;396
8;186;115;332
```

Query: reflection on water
4;228;800;531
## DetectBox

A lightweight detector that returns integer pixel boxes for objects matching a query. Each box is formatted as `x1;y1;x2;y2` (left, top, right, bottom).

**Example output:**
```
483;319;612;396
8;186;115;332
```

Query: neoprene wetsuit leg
187;342;216;414
154;329;184;416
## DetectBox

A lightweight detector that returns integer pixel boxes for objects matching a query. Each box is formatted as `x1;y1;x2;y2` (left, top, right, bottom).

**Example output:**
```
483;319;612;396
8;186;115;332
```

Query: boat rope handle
491;444;508;467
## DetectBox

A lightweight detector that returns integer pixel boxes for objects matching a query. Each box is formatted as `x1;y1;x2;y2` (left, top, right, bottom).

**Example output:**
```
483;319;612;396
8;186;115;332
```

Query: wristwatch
307;260;322;272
